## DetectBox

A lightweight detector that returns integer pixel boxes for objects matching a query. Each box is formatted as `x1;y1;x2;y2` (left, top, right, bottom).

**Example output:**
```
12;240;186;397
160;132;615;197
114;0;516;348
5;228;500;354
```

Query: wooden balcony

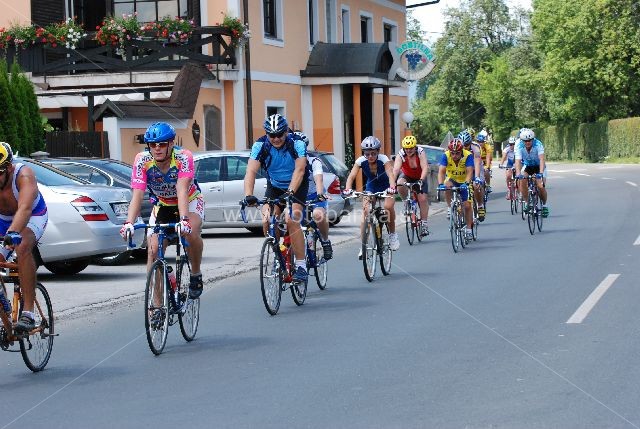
5;27;237;79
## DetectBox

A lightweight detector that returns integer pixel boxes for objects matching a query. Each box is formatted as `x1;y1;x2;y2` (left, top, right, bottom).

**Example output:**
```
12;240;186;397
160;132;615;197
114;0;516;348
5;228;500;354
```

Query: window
225;156;249;181
263;0;277;38
308;0;319;46
204;105;222;151
113;0;188;22
382;19;397;43
360;15;372;43
341;7;350;43
325;0;335;42
194;156;221;183
383;24;392;42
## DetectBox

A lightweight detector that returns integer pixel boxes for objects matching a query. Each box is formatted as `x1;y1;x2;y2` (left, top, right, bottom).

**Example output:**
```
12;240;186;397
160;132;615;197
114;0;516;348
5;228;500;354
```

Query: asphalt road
1;163;640;428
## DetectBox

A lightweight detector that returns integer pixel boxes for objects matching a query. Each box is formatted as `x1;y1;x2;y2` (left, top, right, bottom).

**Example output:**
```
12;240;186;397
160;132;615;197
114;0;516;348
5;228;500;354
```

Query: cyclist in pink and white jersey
120;122;205;298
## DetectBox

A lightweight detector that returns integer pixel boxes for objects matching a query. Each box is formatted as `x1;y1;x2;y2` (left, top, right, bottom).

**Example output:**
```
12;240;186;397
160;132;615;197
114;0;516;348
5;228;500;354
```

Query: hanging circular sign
391;41;435;81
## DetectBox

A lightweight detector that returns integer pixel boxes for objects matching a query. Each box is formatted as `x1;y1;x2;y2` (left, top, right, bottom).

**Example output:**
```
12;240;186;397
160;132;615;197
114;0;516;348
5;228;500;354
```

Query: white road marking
634;234;640;246
567;274;620;324
601;177;614;180
548;168;587;173
575;173;590;177
626;181;638;187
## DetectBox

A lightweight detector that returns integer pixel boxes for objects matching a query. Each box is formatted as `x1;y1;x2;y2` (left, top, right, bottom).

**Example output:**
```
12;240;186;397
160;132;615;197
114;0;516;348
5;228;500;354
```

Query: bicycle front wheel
450;203;460;253
20;283;54;372
527;195;536;235
362;219;377;282
313;235;328;290
415;203;424;243
379;223;392;276
404;201;415;245
260;238;282;315
177;256;199;342
459;205;468;249
145;260;169;355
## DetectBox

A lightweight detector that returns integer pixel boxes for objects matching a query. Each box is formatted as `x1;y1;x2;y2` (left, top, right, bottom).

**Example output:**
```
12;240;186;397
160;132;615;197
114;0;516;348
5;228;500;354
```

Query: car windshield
94;160;133;180
318;153;349;176
18;158;86;186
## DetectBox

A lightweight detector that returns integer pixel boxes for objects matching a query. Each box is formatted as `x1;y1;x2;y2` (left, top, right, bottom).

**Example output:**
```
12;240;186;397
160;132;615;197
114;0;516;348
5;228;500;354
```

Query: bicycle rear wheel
20;283;54;372
313;235;328;290
260;238;282;315
450;202;460;253
458;206;468;249
145;260;169;355
509;185;516;215
404;201;415;245
362;219;377;282
379;223;392;276
536;196;544;232
177;256;199;342
291;246;307;306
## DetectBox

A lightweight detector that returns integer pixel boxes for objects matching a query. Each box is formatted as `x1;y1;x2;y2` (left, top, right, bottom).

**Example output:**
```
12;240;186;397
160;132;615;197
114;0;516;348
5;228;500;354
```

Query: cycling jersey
439;150;474;183
397;147;425;179
0;163;48;259
250;135;306;189
355;154;391;193
481;143;493;165
515;138;545;166
131;147;200;206
503;146;515;167
306;156;326;207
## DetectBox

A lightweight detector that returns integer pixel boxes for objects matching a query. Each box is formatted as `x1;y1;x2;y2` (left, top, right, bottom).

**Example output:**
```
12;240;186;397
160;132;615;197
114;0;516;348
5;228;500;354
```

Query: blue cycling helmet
264;114;288;134
144;122;176;143
292;131;310;147
457;130;472;146
476;134;485;143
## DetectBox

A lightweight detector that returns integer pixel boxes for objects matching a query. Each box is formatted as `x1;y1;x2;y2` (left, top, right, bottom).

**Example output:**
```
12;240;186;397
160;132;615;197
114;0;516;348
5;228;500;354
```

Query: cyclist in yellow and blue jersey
121;122;206;299
458;130;487;221
437;138;474;240
476;133;493;192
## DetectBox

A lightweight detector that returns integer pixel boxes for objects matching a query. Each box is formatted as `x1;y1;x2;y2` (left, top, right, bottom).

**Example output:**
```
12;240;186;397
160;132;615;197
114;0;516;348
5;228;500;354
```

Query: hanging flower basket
218;14;251;49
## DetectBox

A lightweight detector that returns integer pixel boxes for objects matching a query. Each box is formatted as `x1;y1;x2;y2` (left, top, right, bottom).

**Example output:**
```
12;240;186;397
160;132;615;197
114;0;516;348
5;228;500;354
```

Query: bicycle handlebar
126;222;189;249
238;196;294;224
344;191;393;200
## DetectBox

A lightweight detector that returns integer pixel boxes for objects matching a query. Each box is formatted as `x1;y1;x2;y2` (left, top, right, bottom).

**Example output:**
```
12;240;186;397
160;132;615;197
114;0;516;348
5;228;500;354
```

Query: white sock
21;310;34;319
295;260;305;269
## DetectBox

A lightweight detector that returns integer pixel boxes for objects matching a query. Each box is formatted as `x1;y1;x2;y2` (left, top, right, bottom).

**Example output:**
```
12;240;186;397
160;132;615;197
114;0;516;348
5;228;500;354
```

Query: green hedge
519;116;640;162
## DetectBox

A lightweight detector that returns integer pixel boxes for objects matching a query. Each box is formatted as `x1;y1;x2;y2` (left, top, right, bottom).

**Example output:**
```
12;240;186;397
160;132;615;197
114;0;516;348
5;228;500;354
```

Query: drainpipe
243;0;253;146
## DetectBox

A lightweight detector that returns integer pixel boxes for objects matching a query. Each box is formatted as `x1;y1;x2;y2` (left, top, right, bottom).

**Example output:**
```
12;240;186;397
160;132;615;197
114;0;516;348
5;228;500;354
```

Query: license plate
111;202;129;218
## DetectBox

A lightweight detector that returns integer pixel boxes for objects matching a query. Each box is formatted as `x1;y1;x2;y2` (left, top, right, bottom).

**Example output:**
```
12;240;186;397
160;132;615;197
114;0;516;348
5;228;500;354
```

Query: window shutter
31;0;65;27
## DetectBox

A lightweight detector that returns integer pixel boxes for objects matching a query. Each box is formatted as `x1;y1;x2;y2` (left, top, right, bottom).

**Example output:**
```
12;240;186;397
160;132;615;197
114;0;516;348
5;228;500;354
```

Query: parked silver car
193;151;349;234
19;158;143;275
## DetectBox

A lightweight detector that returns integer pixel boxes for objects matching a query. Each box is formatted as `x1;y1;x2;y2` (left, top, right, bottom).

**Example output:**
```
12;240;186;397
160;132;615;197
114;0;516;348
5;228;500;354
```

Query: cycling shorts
147;195;204;237
398;173;429;194
0;213;48;260
446;179;471;202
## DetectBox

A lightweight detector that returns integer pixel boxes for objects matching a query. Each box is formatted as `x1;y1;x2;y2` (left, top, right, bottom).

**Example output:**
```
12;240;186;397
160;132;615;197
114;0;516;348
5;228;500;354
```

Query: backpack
255;135;299;170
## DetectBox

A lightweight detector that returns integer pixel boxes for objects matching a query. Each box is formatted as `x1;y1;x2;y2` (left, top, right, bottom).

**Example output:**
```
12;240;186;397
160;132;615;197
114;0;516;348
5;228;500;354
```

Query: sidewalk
41;200;446;319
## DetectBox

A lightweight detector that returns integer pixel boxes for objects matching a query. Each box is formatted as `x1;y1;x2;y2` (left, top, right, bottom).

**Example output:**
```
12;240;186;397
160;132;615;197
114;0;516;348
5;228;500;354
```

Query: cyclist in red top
392;135;430;237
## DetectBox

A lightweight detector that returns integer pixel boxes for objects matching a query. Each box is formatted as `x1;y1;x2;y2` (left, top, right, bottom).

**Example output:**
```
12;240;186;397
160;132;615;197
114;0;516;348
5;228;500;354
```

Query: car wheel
93;250;133;266
329;215;342;226
246;227;264;236
43;259;91;275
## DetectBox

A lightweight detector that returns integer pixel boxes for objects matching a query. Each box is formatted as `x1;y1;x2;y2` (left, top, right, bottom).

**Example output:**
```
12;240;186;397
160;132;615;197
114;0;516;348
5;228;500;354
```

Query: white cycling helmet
508;136;516;145
361;136;381;150
520;128;535;141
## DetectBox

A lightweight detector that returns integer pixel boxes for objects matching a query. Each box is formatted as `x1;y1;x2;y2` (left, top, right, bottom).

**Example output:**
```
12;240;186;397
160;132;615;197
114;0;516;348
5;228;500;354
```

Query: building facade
0;0;409;164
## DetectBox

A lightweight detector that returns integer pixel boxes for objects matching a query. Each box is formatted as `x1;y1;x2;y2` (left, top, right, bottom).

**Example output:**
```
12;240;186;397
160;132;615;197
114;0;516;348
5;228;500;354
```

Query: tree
0;61;20;150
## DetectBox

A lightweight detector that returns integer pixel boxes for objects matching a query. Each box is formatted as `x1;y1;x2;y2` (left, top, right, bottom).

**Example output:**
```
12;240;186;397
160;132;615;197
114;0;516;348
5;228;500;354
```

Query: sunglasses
364;151;378;157
450;150;462;155
268;131;285;139
148;142;169;148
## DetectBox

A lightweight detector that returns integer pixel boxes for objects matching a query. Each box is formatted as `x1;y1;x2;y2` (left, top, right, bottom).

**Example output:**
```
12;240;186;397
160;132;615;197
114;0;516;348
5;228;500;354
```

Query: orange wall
311;86;334;152
250;81;301;141
223;81;235;150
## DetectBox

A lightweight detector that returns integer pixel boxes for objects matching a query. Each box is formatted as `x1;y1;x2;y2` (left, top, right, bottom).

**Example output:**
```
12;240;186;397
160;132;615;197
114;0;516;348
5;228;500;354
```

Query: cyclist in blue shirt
243;114;309;283
515;128;549;217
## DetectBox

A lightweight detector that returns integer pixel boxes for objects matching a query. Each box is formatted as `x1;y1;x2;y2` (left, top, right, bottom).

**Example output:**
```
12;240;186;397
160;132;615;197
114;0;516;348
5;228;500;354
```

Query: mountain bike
524;176;544;235
303;199;328;290
127;223;199;355
439;187;468;253
347;191;393;282
240;197;307;315
398;182;425;245
0;248;55;372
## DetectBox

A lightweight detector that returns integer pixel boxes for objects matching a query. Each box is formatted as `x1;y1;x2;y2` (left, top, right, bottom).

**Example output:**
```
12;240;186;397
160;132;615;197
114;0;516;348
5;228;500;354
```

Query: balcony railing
4;26;237;78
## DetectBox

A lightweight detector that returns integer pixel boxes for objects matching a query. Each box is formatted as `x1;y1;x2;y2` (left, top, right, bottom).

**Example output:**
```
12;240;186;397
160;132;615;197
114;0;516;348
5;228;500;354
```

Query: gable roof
93;62;213;121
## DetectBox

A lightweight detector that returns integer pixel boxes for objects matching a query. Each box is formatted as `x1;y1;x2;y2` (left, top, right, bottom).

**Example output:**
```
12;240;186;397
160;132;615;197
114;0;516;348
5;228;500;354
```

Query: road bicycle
523;175;544;235
127;223;199;355
398;182;426;245
240;197;308;315
499;165;518;215
0;248;55;372
439;187;470;253
302;199;329;290
346;191;393;282
468;185;479;242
